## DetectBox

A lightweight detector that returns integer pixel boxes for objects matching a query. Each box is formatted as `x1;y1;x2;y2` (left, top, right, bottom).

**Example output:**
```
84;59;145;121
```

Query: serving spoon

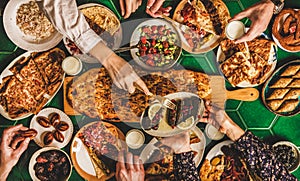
114;39;150;53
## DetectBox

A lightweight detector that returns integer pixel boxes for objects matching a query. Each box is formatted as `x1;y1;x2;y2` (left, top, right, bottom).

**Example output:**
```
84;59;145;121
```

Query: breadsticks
272;9;300;52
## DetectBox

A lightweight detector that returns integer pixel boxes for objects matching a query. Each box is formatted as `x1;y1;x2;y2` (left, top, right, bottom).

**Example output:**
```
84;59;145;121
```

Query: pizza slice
2;76;39;118
32;48;65;84
78;121;120;180
68;69;100;118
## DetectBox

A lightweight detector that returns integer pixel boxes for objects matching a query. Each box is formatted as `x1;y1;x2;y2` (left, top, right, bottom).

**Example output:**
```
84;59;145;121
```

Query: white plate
70;121;126;180
29;147;72;181
30;108;73;148
3;0;62;51
140;126;206;167
272;9;300;53
0;52;65;120
206;140;233;161
129;19;182;70
172;0;230;54
141;92;205;137
63;3;122;63
216;31;277;87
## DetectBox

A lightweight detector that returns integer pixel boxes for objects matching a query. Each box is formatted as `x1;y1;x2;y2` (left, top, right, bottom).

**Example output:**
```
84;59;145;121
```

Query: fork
150;94;177;110
134;82;177;110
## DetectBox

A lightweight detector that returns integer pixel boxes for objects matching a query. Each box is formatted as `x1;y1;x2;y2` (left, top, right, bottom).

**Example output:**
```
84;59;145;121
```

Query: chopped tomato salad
136;25;180;67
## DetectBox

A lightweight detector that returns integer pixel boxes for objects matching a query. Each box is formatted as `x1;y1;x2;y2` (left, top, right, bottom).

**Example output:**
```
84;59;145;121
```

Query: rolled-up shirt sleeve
37;0;101;53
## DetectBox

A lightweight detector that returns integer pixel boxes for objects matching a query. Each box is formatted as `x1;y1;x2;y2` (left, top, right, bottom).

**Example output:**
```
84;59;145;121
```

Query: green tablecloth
0;0;300;180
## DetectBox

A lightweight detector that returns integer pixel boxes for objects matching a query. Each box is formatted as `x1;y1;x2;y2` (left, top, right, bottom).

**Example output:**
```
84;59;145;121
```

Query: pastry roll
284;89;300;100
267;99;284;111
269;78;293;88
276;99;299;113
281;65;300;77
267;89;290;100
287;79;300;88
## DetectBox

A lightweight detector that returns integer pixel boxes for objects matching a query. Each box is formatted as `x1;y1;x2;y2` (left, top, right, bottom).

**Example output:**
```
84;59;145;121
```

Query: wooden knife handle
226;88;259;101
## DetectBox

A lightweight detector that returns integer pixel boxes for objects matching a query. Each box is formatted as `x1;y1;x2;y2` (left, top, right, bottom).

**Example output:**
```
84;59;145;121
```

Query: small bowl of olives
272;141;300;173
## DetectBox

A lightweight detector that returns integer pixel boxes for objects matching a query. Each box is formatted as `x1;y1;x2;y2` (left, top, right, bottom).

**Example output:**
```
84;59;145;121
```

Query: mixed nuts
36;112;69;145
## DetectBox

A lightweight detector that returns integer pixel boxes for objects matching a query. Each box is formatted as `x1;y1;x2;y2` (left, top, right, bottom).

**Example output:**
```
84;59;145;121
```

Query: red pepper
151;39;156;46
163;41;169;48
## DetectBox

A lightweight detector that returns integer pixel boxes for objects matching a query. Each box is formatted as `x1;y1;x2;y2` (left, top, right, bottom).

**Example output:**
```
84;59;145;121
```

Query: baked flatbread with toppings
67;69;100;118
67;68;211;122
78;121;122;180
0;48;65;119
219;38;275;87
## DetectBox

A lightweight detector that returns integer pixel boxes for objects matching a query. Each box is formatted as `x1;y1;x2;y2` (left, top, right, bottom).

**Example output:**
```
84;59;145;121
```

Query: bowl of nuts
30;107;73;148
272;141;300;173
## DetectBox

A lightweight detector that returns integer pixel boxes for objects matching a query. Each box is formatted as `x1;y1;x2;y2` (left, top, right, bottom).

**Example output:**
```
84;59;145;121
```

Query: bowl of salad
130;19;182;71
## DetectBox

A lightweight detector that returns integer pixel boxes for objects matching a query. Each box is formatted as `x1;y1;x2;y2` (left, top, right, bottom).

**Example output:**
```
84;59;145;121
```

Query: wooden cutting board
210;75;259;109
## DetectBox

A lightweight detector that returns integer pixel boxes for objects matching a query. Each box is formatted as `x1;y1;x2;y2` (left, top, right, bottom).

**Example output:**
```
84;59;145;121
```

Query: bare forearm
0;167;10;181
222;119;245;141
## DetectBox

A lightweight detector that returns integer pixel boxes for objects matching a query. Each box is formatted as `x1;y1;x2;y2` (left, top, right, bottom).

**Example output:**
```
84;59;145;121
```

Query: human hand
146;0;172;18
0;124;30;179
200;101;232;133
89;42;150;94
200;101;245;141
103;53;151;94
231;0;275;43
119;0;143;19
156;132;191;154
116;151;145;181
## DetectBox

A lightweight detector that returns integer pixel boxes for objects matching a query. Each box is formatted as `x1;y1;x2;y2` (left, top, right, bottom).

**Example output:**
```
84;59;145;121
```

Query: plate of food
272;9;300;53
200;140;256;180
172;0;230;53
0;48;65;120
141;126;205;180
273;141;300;173
130;19;182;71
29;147;72;181
30;107;73;148
63;3;122;63
3;0;62;51
217;34;277;87
140;126;206;165
262;59;300;116
140;92;205;137
70;121;126;180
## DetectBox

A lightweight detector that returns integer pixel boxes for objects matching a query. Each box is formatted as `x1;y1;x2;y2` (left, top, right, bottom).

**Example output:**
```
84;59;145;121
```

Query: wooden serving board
63;76;81;116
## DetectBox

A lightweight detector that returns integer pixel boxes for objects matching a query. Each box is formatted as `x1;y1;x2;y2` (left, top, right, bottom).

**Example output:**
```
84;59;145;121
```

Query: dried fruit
53;130;64;143
48;112;60;127
36;116;50;128
56;121;69;132
43;131;54;145
17;129;38;139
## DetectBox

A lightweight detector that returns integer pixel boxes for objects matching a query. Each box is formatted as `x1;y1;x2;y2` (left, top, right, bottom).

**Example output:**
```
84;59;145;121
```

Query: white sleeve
37;0;102;53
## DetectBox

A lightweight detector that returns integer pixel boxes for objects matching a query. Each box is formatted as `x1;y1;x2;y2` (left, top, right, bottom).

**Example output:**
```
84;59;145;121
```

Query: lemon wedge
177;116;195;130
148;103;162;120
